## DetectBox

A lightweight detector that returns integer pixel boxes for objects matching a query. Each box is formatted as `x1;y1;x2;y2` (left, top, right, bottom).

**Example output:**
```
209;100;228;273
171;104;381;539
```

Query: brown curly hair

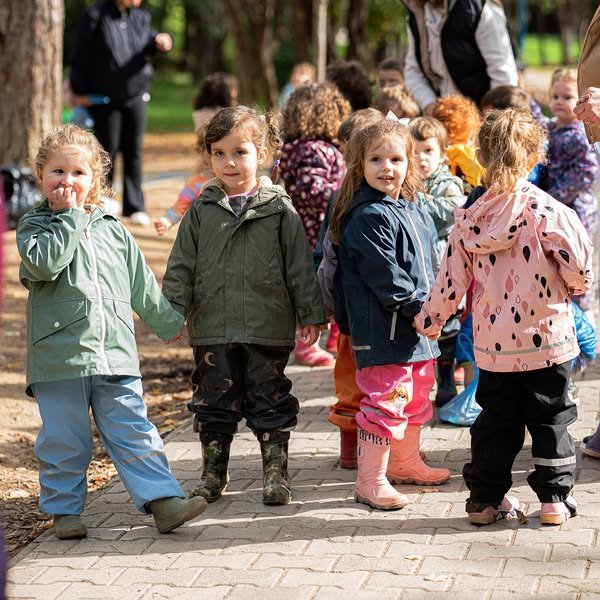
33;124;112;205
329;120;423;243
478;108;545;191
432;94;481;145
373;85;421;119
282;82;351;142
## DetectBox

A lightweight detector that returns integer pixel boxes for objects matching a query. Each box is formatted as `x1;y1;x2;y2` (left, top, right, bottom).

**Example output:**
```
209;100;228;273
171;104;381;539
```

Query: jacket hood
454;179;529;254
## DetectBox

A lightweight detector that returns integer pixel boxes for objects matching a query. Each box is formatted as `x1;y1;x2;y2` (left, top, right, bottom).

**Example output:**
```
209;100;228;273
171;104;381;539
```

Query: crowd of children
16;55;600;540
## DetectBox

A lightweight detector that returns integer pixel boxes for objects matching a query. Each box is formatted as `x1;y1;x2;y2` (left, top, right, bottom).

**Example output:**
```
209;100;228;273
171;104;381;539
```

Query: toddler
432;94;484;192
279;82;350;367
17;124;207;539
162;106;326;506
154;73;238;235
410;116;465;406
330;119;450;510
377;57;405;90
415;108;594;526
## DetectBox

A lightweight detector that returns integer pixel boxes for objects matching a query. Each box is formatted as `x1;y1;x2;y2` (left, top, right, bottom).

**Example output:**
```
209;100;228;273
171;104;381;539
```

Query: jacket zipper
85;225;110;371
404;208;434;357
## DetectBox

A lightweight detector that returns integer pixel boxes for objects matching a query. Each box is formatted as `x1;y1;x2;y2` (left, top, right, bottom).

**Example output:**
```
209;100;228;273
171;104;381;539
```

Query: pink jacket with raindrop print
414;180;594;372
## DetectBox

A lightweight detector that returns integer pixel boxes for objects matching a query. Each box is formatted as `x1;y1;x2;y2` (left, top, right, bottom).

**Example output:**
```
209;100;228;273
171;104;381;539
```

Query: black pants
191;344;298;444
90;96;146;216
463;362;576;504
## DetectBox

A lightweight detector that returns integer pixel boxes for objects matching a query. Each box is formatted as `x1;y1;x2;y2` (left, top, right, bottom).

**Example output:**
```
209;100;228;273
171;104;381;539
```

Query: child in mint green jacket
16;124;206;540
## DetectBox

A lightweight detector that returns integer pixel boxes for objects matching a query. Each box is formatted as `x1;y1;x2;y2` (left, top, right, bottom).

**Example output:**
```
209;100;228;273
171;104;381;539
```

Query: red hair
432;94;481;145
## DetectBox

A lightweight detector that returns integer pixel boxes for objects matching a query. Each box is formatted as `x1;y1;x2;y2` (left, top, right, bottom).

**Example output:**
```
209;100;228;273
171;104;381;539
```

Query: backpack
0;165;42;229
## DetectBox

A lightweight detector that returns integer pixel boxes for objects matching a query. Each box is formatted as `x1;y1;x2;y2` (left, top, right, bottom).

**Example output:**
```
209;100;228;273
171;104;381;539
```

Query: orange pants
328;333;362;432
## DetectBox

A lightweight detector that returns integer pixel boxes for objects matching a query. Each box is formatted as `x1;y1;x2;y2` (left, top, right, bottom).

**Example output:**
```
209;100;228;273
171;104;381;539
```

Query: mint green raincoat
17;203;183;395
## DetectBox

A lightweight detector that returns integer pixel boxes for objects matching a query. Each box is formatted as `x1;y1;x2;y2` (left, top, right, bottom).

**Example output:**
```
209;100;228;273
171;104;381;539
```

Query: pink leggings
355;360;435;440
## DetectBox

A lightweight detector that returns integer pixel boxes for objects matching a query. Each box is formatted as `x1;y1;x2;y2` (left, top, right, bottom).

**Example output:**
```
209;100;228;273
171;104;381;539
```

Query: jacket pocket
32;299;89;344
114;299;135;336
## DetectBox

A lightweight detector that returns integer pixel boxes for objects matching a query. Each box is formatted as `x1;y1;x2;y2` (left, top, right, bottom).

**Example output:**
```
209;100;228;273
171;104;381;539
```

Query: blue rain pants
31;375;184;516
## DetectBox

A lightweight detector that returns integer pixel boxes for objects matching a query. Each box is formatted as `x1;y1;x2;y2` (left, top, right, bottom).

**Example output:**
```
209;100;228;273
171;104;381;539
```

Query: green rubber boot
191;440;231;502
53;515;87;540
148;496;208;534
260;440;292;505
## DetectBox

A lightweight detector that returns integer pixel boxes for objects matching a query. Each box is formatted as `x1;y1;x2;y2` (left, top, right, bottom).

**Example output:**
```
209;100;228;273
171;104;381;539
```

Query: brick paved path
7;360;600;599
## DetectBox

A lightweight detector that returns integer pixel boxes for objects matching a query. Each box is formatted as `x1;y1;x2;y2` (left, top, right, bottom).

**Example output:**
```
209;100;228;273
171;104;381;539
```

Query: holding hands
574;87;600;125
299;324;321;346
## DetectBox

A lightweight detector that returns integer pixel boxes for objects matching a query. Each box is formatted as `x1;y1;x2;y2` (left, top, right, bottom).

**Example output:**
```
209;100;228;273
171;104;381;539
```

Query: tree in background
0;0;64;164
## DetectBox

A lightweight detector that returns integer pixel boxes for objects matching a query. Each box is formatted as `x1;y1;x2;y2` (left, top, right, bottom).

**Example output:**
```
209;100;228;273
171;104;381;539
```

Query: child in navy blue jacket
329;119;450;511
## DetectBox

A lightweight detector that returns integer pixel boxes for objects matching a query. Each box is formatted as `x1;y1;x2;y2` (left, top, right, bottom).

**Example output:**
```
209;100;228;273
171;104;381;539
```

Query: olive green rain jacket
17;202;184;395
162;182;326;346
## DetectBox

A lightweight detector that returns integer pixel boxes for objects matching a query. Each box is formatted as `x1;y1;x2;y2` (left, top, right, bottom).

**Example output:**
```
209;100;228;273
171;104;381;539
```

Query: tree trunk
557;5;575;65
346;0;367;63
0;0;64;165
292;0;312;63
223;0;278;106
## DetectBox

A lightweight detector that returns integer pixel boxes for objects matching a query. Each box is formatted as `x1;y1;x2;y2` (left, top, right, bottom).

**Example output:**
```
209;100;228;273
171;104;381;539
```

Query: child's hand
299;324;320;346
49;186;80;212
413;318;440;340
154;216;171;236
166;325;185;344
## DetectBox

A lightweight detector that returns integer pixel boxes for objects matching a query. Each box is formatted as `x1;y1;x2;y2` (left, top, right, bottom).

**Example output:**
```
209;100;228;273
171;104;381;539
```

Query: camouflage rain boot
260;440;292;505
191;438;231;502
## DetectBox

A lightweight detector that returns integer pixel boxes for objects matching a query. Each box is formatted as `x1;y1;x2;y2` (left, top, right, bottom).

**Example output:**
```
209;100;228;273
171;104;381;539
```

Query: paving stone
34;567;123;585
538;577;600;594
450;574;536;593
141;585;230;599
6;583;71;599
187;567;284;587
419;556;502;576
279;568;369;589
466;542;547;560
386;541;468;559
333;554;420;575
170;552;257;570
113;567;201;586
503;558;587;578
250;553;335;571
304;539;388;557
364;572;449;591
313;588;401;600
60;583;148;599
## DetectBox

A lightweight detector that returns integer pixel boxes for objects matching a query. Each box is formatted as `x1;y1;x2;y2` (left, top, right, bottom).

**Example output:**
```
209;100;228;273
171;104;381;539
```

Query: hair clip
272;158;280;168
385;110;410;126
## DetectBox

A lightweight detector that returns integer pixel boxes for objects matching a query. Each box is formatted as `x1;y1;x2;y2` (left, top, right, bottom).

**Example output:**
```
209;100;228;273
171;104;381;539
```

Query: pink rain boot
326;321;340;354
387;425;450;486
295;337;335;367
354;429;409;510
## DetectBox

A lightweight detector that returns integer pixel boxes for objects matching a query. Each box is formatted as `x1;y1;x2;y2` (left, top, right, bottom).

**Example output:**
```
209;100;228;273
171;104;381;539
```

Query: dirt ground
0;132;198;556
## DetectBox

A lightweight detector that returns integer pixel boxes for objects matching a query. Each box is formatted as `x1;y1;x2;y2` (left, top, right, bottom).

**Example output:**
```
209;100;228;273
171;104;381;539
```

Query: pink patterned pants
355;360;435;440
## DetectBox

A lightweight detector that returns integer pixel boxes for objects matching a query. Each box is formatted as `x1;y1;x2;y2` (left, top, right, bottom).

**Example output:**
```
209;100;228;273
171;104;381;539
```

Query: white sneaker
130;211;150;226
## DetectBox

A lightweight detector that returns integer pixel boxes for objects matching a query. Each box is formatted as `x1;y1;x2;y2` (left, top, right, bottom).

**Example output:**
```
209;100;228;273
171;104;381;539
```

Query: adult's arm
404;28;438;111
474;2;519;89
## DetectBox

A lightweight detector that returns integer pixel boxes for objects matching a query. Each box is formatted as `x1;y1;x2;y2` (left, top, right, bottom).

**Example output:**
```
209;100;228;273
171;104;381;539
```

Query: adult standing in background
70;0;172;225
574;5;600;461
575;6;600;142
401;0;518;112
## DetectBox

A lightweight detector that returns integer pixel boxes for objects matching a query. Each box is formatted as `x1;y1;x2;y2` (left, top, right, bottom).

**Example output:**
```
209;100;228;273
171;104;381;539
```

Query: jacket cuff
297;305;327;327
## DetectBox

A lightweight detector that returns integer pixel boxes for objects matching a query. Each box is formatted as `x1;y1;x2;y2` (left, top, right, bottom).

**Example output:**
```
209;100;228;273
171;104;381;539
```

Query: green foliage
147;70;195;133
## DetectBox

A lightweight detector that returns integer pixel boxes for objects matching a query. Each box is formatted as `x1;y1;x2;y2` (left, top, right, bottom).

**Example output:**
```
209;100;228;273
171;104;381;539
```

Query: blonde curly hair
33;124;112;205
478;108;545;191
282;82;351;142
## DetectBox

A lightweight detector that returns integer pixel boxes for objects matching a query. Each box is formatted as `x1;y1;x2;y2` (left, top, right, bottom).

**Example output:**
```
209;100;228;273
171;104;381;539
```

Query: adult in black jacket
70;0;172;223
402;0;518;111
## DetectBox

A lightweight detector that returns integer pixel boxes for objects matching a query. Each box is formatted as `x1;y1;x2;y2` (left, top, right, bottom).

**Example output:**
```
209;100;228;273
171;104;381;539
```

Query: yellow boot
387;425;450;486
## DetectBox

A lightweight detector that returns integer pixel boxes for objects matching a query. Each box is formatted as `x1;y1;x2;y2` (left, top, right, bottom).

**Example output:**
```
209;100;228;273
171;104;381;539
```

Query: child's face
413;137;442;179
40;145;93;208
378;69;403;90
210;129;267;196
363;135;409;200
550;80;578;126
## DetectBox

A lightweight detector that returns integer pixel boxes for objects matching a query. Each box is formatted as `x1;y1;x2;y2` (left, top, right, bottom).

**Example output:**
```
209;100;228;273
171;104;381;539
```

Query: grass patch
522;34;581;67
147;70;196;133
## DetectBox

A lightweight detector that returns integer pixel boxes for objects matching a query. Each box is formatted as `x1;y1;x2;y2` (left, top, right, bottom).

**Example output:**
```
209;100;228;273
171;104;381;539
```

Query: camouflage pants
190;344;298;442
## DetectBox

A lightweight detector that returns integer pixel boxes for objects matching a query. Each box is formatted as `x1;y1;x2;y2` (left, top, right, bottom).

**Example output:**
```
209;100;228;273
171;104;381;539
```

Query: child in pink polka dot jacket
414;109;594;527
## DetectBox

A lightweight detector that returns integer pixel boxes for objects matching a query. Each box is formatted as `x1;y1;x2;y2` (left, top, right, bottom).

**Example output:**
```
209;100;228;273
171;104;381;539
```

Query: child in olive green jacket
17;124;207;540
162;106;326;506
